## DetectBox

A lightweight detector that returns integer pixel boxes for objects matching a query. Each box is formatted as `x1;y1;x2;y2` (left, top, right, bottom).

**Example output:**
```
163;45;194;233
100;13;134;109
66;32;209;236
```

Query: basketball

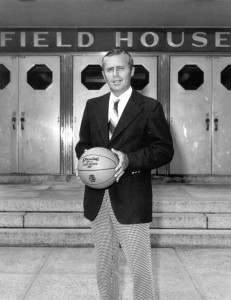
78;147;119;189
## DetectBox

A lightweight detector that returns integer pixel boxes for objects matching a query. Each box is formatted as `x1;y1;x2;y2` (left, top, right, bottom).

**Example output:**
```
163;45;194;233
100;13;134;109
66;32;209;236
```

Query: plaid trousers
92;190;156;300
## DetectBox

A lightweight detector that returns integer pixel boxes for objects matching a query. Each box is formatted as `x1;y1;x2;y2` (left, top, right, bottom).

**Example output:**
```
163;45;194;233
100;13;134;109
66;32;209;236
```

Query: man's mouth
113;80;121;85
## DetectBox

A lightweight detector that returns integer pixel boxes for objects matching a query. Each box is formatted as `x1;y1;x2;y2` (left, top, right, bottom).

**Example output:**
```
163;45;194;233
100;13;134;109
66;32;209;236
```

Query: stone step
1;184;231;212
3;212;231;229
0;228;231;247
0;212;25;227
1;197;231;213
152;184;231;212
0;182;230;247
153;198;231;213
1;174;231;184
0;212;207;229
207;214;231;229
0;184;85;212
151;213;207;229
150;229;231;248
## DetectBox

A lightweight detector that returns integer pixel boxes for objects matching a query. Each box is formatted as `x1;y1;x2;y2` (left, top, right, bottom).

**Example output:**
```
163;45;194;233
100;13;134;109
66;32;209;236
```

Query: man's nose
113;68;118;77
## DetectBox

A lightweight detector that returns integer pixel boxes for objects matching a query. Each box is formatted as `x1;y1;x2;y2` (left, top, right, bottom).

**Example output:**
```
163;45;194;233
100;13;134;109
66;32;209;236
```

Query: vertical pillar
158;54;171;175
60;54;73;175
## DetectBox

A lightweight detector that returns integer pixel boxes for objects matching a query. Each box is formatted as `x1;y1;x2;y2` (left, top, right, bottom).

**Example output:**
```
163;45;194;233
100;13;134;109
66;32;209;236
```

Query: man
75;49;174;300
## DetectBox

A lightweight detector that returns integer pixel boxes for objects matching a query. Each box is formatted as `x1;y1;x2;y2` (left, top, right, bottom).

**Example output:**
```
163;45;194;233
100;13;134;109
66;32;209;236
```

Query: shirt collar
110;86;132;102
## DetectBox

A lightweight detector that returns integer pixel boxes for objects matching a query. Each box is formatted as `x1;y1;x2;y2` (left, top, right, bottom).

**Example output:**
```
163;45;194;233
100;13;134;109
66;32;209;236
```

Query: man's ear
102;71;106;81
131;66;135;77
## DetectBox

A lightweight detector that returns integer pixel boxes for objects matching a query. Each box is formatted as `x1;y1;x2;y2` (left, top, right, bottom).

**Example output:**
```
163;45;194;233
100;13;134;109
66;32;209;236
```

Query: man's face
102;53;135;97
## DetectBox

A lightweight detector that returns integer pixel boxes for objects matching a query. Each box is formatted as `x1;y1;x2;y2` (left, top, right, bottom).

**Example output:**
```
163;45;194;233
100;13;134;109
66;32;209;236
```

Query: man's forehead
103;53;129;66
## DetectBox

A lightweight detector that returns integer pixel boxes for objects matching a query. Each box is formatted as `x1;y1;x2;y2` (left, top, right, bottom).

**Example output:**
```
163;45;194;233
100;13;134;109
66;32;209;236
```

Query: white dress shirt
108;86;132;122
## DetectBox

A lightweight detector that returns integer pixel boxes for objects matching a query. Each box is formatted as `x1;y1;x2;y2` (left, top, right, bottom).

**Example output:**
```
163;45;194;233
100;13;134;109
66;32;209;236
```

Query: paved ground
0;180;231;299
0;246;231;300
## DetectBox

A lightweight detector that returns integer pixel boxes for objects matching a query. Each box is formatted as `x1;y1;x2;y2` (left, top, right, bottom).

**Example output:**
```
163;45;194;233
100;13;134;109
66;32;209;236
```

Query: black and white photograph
0;1;231;299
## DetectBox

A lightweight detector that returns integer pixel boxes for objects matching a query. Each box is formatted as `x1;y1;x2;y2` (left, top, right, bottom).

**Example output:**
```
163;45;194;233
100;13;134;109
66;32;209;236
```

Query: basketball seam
78;168;116;172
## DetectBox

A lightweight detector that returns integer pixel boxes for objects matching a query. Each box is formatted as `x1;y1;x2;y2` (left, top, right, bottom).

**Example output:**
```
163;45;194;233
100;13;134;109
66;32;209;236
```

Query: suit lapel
109;90;144;143
93;93;110;145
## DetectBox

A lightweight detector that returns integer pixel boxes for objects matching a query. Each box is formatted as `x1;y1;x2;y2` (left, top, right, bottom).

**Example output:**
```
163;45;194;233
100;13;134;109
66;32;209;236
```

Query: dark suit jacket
75;90;174;224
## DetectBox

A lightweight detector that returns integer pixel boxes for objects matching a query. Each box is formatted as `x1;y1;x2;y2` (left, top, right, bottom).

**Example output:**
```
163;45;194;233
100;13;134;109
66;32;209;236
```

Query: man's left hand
111;148;129;182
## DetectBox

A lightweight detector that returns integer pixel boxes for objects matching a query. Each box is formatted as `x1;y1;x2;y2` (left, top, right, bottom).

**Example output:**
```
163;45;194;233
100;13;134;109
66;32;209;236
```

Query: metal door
0;56;18;173
170;56;212;174
73;54;157;168
170;56;231;175
19;56;60;173
212;57;231;174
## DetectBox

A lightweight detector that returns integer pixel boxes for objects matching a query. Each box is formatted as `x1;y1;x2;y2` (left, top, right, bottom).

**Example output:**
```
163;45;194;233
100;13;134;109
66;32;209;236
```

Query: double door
170;56;231;175
0;56;60;174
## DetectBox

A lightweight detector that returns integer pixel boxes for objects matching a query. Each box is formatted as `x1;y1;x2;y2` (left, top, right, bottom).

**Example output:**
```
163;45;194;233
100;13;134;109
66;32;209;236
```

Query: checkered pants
92;190;156;300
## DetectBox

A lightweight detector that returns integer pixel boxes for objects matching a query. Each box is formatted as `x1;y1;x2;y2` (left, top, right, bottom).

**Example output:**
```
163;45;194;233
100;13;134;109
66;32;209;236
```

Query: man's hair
101;49;134;70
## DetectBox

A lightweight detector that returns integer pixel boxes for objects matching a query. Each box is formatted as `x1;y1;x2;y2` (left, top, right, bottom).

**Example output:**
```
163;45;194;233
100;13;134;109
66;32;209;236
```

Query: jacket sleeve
75;101;92;159
126;101;174;171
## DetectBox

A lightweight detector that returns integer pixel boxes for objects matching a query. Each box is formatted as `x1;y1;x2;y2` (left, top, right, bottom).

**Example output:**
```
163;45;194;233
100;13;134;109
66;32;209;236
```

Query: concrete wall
0;0;230;27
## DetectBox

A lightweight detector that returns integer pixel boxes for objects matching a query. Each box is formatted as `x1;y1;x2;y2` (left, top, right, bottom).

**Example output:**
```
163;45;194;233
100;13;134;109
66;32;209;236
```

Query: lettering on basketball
82;157;99;162
89;175;96;182
82;156;99;168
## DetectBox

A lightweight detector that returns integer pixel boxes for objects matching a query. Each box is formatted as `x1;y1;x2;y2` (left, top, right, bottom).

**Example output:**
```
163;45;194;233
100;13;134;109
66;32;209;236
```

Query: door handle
12;112;16;130
12;117;16;130
205;115;210;131
214;118;218;131
20;117;25;130
20;112;25;130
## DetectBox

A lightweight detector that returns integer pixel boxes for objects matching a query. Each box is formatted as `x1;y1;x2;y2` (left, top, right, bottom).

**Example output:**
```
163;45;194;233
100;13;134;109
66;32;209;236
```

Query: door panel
0;57;18;173
170;56;231;175
170;56;212;174
73;55;110;169
73;54;157;169
212;57;231;174
18;56;60;173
